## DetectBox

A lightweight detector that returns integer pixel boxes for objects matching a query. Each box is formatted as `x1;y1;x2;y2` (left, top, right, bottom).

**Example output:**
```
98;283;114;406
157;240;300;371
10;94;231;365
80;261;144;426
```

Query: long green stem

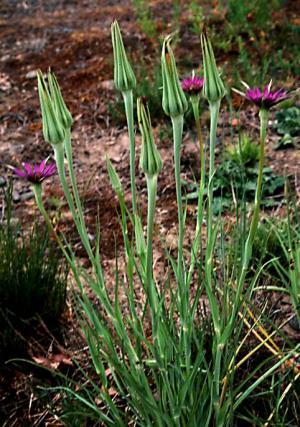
172;114;191;371
203;100;222;425
188;99;205;284
63;129;102;274
53;143;95;266
207;100;220;244
204;100;221;335
146;175;158;312
123;90;137;215
230;109;269;327
64;128;86;229
171;115;185;284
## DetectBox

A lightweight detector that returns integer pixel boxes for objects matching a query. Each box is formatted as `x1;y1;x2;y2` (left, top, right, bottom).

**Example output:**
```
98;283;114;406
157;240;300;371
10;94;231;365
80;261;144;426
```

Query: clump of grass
0;180;68;357
226;133;260;165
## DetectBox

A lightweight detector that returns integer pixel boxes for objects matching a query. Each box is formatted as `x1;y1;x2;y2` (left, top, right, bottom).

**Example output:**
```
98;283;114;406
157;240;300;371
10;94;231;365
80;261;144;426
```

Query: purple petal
23;163;33;175
39;159;47;173
14;167;27;178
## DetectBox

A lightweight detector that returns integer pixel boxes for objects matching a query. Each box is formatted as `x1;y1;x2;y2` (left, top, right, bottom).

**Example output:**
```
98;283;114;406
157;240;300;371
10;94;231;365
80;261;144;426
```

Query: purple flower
234;81;289;110
181;75;204;96
14;159;56;184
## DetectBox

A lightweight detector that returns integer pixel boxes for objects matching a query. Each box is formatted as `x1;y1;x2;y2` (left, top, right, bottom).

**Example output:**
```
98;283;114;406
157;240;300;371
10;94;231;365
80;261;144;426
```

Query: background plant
0;180;68;358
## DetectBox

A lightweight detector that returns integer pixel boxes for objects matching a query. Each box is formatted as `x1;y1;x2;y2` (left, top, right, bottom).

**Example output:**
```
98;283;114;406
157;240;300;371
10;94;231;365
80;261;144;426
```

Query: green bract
201;33;226;103
37;71;65;145
161;35;188;118
48;71;73;130
111;20;136;92
137;97;162;177
106;156;123;197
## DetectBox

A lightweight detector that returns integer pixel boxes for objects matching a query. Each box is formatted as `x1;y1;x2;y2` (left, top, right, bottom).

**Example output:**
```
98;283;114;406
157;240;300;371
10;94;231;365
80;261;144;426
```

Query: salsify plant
15;22;300;426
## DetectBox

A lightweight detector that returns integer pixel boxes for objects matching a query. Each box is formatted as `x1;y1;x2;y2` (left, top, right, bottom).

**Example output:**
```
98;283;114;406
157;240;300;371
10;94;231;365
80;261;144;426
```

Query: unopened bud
161;35;188;118
37;71;65;145
137;97;162;177
48;71;73;130
111;20;136;92
201;32;226;103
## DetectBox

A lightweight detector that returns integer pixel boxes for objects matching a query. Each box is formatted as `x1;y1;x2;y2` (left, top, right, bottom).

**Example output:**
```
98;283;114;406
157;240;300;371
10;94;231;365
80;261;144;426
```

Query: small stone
20;190;34;201
99;80;114;91
289;314;300;331
25;70;37;79
12;191;20;203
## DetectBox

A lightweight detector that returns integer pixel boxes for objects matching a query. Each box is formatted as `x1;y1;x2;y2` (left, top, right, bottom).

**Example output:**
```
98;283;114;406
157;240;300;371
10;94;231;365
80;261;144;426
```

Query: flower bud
48;71;73;130
111;20;136;92
161;35;188;118
201;32;225;103
106;155;123;197
37;71;65;145
137;97;162;177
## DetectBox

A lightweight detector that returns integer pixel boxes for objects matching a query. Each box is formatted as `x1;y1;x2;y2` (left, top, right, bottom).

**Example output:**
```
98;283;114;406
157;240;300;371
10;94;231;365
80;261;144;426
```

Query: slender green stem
207;100;220;243
204;100;221;335
171;115;185;284
230;109;269;326
53;143;95;266
64;128;85;229
146;175;159;313
123;90;137;215
188;98;205;284
63;129;103;275
203;100;222;425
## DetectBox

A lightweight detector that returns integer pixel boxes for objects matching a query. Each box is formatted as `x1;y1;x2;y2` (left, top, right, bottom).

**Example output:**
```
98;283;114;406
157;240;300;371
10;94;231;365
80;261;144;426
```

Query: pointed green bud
201;32;226;103
161;35;188;118
37;71;65;145
48;71;73;130
106;155;124;197
111;20;136;92
137;98;162;177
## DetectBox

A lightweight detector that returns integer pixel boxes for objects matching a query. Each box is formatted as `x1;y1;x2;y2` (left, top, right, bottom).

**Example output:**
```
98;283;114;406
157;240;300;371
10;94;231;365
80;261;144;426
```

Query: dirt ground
0;0;299;425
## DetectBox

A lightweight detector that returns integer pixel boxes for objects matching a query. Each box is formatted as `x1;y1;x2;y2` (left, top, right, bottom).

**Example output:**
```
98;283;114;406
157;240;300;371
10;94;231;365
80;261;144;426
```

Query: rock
20;190;34;201
289;314;300;331
12;191;20;203
99;79;114;91
25;70;37;79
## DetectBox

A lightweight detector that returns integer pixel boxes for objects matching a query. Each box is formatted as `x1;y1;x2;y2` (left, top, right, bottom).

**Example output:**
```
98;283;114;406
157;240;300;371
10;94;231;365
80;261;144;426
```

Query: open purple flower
234;81;288;110
181;75;204;97
14;159;56;184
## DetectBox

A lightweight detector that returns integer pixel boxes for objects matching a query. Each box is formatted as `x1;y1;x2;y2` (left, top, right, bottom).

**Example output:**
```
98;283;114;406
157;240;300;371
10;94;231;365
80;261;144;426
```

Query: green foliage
226;133;259;165
252;219;290;278
185;136;284;212
187;0;204;36
0;181;68;355
227;0;284;32
274;107;300;149
132;0;157;38
275;107;300;136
